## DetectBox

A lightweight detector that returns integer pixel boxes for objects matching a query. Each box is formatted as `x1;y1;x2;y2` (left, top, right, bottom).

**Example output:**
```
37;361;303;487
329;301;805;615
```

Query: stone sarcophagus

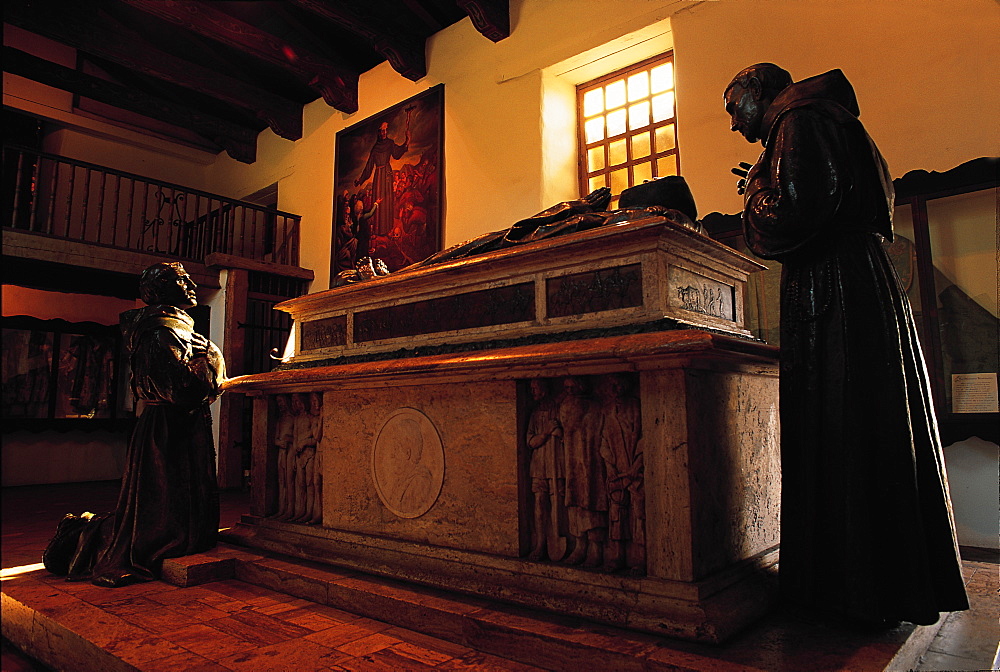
224;216;780;643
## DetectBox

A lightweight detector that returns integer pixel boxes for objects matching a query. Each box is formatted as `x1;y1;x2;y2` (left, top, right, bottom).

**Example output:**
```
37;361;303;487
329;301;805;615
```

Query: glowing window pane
629;101;650;130
633;161;653;185
608;139;627;166
631;132;651;159
585;117;605;143
605;80;626;109
656;156;678;177
655;124;675;152
583;89;604;117
587;146;605;172
606;108;627;137
652;92;675;122
589;175;607;192
650;63;674;93
610;167;628;194
627;72;649;102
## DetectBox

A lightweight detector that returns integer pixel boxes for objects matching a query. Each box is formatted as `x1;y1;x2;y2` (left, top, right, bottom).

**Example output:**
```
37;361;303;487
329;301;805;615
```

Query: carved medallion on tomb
371;407;445;518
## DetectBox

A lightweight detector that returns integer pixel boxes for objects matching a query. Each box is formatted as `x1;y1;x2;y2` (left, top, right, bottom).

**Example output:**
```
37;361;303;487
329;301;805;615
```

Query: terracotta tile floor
3;481;998;671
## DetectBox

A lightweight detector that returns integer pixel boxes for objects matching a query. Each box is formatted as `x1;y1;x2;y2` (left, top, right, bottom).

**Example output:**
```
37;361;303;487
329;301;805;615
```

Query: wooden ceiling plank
4;46;257;163
457;0;510;42
120;0;360;113
5;1;303;141
286;0;428;81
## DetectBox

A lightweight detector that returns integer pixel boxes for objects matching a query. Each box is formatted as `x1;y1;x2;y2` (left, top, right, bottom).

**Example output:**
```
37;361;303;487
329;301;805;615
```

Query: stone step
158;544;938;672
163;545;681;671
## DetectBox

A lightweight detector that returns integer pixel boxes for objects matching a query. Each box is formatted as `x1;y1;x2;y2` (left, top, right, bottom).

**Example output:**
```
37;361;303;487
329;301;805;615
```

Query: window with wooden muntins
577;53;678;208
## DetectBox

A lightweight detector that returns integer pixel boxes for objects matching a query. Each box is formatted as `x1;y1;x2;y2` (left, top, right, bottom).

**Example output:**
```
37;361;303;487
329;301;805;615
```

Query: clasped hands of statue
731;161;753;195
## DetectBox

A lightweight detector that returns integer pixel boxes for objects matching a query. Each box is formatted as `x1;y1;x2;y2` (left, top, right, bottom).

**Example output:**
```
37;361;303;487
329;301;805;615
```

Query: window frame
576;52;679;204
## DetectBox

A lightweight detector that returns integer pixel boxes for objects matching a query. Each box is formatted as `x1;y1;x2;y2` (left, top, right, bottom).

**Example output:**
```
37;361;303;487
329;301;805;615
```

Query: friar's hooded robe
46;304;224;585
741;69;968;625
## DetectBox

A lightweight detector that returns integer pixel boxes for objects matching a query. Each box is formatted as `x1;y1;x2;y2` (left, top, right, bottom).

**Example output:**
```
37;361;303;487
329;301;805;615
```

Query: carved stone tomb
224;216;780;643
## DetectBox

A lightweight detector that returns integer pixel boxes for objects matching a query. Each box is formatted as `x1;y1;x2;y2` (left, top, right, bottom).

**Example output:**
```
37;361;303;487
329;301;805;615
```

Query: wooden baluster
27;154;42;232
10;150;25;228
110;174;122;247
64;163;76;238
96;170;108;245
46;159;60;235
125;176;136;250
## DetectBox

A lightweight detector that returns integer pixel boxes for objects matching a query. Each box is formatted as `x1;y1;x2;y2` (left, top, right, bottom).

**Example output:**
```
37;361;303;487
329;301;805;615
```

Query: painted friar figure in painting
43;262;225;587
524;374;645;573
725;63;968;626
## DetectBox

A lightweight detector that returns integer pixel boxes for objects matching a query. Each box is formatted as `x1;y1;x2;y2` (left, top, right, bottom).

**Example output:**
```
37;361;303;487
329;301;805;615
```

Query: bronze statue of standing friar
725;63;968;626
43;262;225;587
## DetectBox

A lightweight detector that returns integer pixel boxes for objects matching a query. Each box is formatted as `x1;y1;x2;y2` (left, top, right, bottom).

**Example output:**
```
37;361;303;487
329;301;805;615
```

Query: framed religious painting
330;84;444;285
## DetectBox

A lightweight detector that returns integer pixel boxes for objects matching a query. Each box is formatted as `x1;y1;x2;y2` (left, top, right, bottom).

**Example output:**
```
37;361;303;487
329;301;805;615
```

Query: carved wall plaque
371;407;445;518
546;264;643;318
301;316;347;351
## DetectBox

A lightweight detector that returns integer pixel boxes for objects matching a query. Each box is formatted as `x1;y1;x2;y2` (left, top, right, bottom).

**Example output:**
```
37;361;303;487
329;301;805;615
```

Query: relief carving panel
524;373;645;573
270;392;323;524
371;407;445;518
669;267;736;322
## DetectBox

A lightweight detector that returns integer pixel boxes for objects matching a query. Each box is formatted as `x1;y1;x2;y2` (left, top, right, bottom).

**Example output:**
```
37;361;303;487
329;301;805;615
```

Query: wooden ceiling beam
286;0;428;81
4;1;303;142
457;0;510;42
120;0;360;113
4;46;258;163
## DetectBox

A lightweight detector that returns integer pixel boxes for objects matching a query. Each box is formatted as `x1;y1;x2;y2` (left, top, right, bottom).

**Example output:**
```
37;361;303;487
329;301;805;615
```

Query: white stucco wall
8;1;997;289
194;0;1000;290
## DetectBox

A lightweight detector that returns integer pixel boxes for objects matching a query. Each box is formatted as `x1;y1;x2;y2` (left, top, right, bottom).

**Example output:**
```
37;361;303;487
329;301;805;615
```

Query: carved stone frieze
270;392;323;524
524;373;645;573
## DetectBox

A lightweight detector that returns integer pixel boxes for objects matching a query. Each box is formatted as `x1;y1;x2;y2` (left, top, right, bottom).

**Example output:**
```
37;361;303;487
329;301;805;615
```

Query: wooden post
250;393;276;517
217;267;248;489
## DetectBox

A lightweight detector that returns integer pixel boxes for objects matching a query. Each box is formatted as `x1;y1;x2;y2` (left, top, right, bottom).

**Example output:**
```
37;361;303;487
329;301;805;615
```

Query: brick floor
3;482;997;671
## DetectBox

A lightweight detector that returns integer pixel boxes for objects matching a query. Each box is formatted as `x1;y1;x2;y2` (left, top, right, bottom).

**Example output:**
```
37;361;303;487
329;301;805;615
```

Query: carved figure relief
372;407;444;518
273;394;296;520
270;391;323;524
526;378;566;561
670;267;735;322
598;374;645;571
523;374;645;573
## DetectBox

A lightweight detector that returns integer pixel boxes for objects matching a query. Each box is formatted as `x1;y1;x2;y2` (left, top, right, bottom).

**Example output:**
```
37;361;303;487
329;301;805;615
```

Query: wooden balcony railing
2;145;301;267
